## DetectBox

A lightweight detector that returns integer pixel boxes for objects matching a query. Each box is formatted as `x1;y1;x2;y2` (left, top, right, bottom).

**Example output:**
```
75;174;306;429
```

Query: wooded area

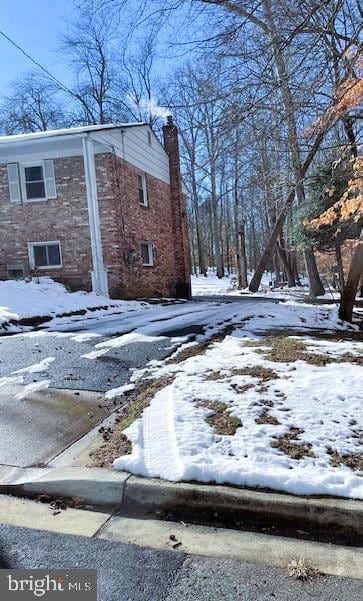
0;0;362;320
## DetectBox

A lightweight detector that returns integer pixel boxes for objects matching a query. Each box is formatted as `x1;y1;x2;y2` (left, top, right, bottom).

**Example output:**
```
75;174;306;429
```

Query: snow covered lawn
0;278;146;333
113;328;363;500
191;271;313;302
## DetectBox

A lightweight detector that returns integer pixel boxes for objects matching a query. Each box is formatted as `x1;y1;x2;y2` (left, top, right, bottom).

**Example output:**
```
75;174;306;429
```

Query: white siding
92;126;170;184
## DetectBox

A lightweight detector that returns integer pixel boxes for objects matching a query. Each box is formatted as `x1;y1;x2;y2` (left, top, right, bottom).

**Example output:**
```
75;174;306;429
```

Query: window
138;173;148;207
141;242;153;266
28;242;62;269
24;165;46;200
7;160;57;203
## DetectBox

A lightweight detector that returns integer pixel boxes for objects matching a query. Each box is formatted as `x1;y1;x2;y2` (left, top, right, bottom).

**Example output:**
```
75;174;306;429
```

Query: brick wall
99;153;179;297
0;156;93;290
162;118;191;298
0;149;191;298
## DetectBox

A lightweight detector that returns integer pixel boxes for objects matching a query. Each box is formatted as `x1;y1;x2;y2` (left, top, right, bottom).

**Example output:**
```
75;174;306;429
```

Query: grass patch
255;408;280;425
204;370;225;381
327;448;363;471
244;336;363;366
230;382;255;394
271;427;315;460
230;366;278;381
197;399;242;436
90;375;176;468
338;352;363;366
166;326;235;365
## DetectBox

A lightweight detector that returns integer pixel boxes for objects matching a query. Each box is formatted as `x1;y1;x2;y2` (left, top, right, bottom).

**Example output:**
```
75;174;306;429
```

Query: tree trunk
335;242;345;292
273;252;281;286
289;250;298;282
249;0;326;294
304;248;325;297
249;124;330;292
239;223;248;288
210;165;224;278
339;240;363;322
276;243;295;287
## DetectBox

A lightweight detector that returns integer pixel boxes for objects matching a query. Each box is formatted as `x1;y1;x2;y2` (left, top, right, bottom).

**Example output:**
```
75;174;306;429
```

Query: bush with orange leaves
306;156;362;233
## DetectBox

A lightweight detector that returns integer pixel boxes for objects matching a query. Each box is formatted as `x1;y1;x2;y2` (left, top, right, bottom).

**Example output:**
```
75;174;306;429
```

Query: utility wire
0;28;74;97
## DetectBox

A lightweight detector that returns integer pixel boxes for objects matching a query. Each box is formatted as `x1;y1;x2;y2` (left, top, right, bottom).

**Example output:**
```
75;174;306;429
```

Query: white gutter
82;135;109;297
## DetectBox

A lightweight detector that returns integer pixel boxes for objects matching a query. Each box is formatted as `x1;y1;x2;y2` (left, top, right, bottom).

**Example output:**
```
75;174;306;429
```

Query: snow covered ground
1;276;361;499
114;331;363;499
191;271;314;302
0;278;147;333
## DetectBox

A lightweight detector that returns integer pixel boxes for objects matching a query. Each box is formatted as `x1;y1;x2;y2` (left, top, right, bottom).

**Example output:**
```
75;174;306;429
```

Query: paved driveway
0;297;277;468
0;331;174;467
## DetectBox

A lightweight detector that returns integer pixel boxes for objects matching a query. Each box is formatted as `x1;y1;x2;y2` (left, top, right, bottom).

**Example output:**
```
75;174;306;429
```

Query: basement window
141;241;153;267
138;173;148;207
28;241;62;269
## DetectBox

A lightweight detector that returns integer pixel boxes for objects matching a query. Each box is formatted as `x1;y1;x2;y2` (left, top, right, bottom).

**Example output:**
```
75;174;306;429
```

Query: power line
0;28;74;96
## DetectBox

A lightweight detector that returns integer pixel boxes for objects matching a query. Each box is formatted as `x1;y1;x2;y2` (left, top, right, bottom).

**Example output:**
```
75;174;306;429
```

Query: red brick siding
162;121;191;297
0;156;93;290
103;154;179;297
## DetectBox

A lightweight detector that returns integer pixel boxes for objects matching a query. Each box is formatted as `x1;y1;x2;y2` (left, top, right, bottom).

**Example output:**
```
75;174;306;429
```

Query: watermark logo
0;570;97;599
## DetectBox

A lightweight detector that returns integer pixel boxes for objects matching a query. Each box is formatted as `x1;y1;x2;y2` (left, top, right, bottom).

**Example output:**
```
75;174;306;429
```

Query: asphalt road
0;524;361;601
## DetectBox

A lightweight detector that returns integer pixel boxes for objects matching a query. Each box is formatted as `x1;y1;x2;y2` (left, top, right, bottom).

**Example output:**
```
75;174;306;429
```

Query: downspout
82;134;109;296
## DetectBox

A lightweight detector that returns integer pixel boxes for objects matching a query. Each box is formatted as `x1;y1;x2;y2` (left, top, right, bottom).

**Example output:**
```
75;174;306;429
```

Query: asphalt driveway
0;331;174;467
0;296;277;468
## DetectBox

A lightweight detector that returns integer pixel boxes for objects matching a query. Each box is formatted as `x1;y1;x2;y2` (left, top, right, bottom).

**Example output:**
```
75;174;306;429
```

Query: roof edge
0;123;149;145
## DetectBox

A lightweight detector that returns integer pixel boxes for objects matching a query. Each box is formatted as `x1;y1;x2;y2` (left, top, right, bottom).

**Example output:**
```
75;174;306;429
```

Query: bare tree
0;73;67;134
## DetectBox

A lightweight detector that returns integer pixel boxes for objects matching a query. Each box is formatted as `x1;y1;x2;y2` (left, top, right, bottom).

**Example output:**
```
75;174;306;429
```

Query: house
0;118;191;299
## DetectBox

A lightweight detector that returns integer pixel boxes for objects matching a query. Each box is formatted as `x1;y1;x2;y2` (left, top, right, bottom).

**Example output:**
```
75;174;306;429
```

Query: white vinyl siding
141;241;153;266
28;241;62;269
7;163;22;202
93;127;170;184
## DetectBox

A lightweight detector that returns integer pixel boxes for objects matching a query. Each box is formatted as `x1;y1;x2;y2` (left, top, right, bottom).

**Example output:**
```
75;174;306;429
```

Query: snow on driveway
114;332;363;499
69;297;356;362
0;277;147;333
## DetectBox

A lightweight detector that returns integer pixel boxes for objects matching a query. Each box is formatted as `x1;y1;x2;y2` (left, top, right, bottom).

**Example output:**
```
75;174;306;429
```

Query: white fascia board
0;123;146;145
0;135;108;165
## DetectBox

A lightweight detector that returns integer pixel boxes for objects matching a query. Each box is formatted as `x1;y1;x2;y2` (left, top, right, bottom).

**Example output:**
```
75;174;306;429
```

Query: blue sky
0;0;75;93
0;0;200;100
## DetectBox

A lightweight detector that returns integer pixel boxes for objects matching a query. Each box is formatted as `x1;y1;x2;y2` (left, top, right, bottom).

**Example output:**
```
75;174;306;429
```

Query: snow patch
114;334;363;499
13;357;55;374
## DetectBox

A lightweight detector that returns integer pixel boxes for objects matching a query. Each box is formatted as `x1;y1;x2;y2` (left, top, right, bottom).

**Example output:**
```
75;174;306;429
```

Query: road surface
0;523;361;601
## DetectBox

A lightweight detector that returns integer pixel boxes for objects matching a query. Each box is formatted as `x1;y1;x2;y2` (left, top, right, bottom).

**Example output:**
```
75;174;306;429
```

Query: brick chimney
163;116;191;298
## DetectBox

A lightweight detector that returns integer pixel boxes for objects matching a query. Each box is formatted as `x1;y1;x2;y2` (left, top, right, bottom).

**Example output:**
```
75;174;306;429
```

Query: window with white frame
7;160;57;203
28;241;62;269
140;241;153;266
25;165;46;199
137;173;148;207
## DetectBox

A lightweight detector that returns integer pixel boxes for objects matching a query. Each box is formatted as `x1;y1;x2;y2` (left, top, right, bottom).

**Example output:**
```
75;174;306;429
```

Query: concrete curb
0;465;362;534
0;466;128;509
123;476;363;533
